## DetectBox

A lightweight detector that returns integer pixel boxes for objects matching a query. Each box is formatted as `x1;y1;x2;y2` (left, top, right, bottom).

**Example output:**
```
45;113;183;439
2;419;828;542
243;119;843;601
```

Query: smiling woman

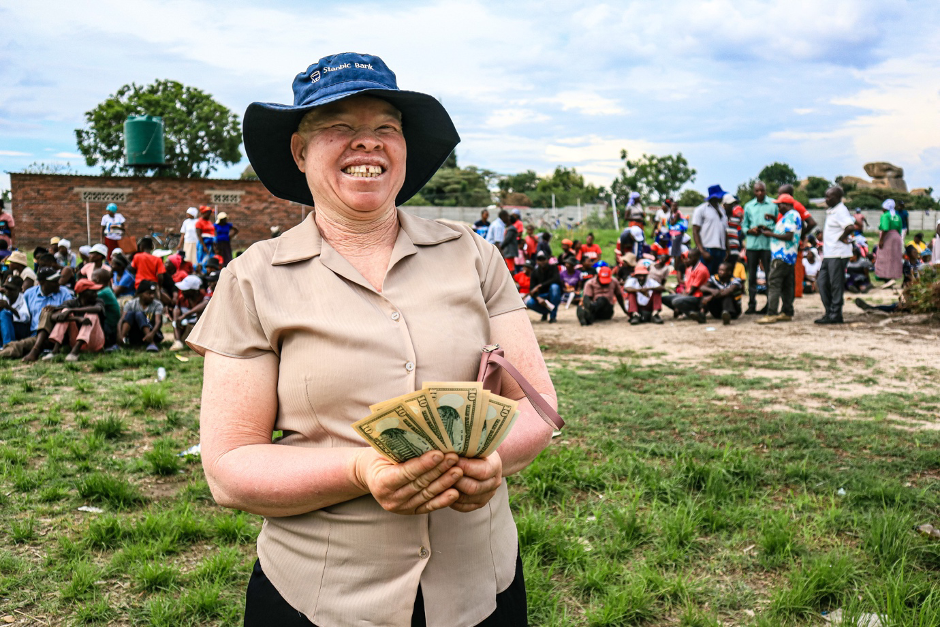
184;53;557;627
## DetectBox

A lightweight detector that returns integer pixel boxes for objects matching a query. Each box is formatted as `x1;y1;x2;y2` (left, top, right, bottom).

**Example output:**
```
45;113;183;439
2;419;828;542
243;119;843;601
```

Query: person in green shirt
740;181;776;313
91;268;121;348
874;199;904;280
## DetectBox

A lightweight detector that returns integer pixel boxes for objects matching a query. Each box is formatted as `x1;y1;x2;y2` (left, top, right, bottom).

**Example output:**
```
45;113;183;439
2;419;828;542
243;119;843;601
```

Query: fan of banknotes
352;382;519;463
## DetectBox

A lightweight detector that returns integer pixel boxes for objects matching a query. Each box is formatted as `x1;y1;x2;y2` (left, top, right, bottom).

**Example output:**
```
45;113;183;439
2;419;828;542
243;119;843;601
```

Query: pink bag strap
482;347;564;430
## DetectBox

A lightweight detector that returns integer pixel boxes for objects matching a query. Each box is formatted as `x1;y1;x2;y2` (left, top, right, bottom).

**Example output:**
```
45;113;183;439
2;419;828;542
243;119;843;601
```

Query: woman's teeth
343;165;383;177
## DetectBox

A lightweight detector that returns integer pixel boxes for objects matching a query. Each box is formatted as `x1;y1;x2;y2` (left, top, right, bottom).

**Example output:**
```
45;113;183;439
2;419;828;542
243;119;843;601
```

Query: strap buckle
482;344;501;353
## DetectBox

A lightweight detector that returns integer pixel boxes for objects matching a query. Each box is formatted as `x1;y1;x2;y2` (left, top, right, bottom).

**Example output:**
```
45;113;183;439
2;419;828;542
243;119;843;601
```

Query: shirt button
391;311;400;321
405;361;415;373
419;546;429;559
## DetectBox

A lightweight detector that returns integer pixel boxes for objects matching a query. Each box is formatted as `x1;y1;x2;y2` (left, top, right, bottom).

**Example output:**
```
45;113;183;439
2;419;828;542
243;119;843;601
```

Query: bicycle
146;226;180;251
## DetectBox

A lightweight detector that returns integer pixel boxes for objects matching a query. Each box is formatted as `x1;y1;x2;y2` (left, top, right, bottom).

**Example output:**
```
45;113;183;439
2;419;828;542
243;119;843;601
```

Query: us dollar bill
351;403;440;462
370;390;453;452
422;382;483;456
479;410;520;458
468;393;518;457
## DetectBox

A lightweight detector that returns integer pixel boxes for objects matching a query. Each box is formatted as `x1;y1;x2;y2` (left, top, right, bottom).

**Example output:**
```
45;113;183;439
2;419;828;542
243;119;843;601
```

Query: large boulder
839;175;874;189
870;177;908;192
864;161;904;179
910;188;930;197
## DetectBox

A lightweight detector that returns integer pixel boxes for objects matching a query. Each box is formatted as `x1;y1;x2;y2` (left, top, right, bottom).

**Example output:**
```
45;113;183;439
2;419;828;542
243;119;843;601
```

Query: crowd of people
478;182;938;328
0;203;239;362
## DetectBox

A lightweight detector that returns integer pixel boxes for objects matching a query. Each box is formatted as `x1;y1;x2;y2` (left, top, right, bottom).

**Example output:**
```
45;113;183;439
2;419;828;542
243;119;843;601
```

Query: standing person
653;199;672;244
691;185;729;275
526;251;562;322
180;207;200;265
484;208;505;247
757;194;802;325
874;199;904;281
577;232;602;265
42;279;106;362
523;224;538;260
536;232;553;259
187;53;556;627
776;184;817;298
4;251;37;291
473;209;490;238
0;276;30;346
577;266;628;326
498;210;519;272
897;200;909;239
0;198;14;250
700;261;744;325
117;281;164;351
741;181;775;314
100;202;127;258
668;205;689;263
814;185;855;324
626;192;645;227
195;206;216;267
724;195;744;261
623;264;664;325
214;212;239;267
853;207;869;234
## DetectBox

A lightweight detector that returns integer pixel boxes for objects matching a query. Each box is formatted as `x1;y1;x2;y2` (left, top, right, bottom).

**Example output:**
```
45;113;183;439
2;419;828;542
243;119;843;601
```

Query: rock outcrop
863;161;907;192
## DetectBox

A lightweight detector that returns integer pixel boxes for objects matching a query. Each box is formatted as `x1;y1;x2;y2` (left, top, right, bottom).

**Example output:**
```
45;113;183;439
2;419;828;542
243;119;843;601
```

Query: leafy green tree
528;166;602;207
416;165;495;206
677;189;705;206
610;151;696;206
498;170;539;202
756;162;798;193
804;176;832;198
75;79;242;178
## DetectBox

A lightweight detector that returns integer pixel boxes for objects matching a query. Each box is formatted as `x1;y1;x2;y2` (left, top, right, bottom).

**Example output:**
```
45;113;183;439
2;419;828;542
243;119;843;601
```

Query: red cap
74;279;103;294
732;206;744;218
598;266;612;284
773;193;795;205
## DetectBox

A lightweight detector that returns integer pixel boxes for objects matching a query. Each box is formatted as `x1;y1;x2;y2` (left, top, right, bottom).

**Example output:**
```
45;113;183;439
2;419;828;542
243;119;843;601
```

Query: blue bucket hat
706;184;727;201
243;52;460;207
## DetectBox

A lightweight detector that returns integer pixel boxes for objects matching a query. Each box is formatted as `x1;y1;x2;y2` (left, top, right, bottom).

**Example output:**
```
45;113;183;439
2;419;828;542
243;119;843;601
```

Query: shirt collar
271;209;463;267
827;202;847;213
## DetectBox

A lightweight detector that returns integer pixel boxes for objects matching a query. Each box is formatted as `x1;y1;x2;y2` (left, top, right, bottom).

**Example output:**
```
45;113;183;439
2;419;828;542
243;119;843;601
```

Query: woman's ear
290;133;307;172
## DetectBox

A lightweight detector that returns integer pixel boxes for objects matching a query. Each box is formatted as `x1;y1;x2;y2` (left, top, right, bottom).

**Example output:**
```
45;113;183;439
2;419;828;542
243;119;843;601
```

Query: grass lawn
0;343;938;625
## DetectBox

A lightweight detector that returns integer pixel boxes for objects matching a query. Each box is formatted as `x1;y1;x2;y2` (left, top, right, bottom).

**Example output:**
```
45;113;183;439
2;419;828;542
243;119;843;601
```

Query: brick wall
9;173;307;252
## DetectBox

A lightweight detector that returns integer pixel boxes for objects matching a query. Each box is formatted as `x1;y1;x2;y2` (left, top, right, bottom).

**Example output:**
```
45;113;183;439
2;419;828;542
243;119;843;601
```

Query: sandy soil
529;286;940;430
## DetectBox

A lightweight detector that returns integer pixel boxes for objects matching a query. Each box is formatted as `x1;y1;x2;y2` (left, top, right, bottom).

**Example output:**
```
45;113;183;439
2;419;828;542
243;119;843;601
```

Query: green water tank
124;115;165;166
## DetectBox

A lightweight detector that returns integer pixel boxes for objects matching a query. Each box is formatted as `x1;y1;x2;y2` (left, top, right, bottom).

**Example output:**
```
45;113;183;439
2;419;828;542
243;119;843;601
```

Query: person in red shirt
776;185;818;298
131;237;167;292
513;262;531;295
577;232;602;265
195;206;216;267
662;249;709;322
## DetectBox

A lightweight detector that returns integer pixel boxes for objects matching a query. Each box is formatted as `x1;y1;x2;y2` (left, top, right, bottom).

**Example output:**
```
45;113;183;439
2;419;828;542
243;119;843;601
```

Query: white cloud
542;91;626;116
793;108;814;115
485;109;550;128
53;152;83;159
0;151;31;157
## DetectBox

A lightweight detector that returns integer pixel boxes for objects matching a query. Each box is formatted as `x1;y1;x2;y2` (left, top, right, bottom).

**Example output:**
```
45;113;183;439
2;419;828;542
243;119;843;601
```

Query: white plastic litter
156;367;167;382
78;505;104;513
705;327;716;331
822;608;883;627
837;488;846;496
178;443;201;457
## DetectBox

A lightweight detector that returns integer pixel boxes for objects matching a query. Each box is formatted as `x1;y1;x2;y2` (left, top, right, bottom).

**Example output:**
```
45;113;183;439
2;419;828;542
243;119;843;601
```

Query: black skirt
244;549;528;627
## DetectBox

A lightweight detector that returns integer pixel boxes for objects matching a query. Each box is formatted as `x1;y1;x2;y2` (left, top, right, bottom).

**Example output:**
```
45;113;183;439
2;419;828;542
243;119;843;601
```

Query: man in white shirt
623;264;664;325
815;185;856;325
100;203;127;259
484;213;506;248
692;185;729;275
179;207;200;267
802;248;822;293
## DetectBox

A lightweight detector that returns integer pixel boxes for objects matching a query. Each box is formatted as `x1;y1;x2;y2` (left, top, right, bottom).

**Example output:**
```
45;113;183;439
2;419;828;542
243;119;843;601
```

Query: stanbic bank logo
310;70;321;84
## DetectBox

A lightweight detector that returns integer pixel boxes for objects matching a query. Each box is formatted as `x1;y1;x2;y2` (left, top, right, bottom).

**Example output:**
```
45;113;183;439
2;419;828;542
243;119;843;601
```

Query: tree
528;166;602;207
498;170;538;203
609;151;696;207
804;176;832;198
75;79;242;178
756;162;798;193
240;165;259;180
415;165;495;206
677;189;705;206
22;162;76;175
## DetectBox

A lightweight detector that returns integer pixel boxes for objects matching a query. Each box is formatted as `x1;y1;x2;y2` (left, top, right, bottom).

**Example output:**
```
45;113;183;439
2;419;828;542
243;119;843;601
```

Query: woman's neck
315;206;399;259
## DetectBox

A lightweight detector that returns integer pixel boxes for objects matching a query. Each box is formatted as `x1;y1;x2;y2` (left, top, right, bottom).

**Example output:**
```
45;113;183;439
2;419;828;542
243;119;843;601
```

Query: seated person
42;278;107;362
699;261;744;325
513;262;531;296
663;249;710;322
845;248;873;293
3;251;37;291
170;275;209;351
623;263;664;325
576;266;628;326
907;232;927;255
117;281;164;351
79;243;111;280
802;248;822;294
0;275;30;346
525;252;562;323
6;267;74;363
559;257;582;304
110;254;136;298
647;254;672;290
91;268;121;350
902;245;921;286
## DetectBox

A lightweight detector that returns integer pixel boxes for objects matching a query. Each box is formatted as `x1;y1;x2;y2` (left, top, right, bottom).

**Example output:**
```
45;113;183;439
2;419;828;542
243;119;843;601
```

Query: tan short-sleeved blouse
187;209;525;627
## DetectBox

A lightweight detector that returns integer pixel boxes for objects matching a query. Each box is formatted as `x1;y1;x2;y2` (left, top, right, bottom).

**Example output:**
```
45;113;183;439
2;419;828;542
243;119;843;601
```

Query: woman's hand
353;449;463;515
450;452;503;513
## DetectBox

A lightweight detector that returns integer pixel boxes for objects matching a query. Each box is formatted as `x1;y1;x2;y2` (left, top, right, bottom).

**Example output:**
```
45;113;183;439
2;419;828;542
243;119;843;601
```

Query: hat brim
244;87;460;207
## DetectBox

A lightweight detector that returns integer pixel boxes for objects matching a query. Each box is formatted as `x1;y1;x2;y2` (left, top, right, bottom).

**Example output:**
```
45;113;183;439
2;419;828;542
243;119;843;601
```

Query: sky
1;0;939;199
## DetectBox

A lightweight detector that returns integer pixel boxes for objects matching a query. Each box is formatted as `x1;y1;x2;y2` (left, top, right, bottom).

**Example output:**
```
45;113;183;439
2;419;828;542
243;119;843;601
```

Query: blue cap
106;203;117;212
707;185;727;201
243;52;460;208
